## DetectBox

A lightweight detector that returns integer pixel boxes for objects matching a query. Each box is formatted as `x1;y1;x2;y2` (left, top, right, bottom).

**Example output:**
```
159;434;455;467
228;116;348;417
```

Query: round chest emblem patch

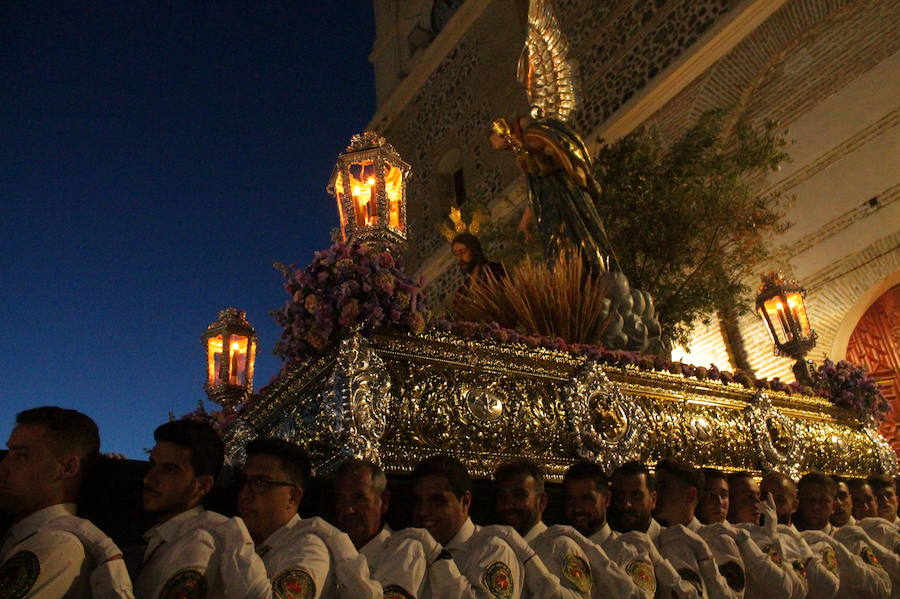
719;560;745;591
625;558;657;593
821;546;838;574
273;568;316;599
562;553;592;593
160;568;206;599
861;546;882;568
382;585;415;599
763;543;784;565
677;567;703;595
0;551;40;599
482;560;513;599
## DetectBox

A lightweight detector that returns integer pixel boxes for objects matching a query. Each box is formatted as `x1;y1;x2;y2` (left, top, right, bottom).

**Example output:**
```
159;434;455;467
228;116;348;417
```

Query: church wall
368;0;899;370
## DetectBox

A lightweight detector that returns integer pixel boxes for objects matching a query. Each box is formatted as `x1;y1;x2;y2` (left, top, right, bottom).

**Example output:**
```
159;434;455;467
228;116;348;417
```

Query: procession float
202;0;896;482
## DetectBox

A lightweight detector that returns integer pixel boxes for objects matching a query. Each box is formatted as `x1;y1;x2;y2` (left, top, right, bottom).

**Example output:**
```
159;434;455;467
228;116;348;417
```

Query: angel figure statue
488;0;617;274
488;0;661;352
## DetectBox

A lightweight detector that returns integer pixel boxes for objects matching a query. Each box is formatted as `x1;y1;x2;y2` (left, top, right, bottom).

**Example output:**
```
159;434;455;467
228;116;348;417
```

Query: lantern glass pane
228;335;249;386
385;164;403;230
786;291;810;337
763;296;791;345
333;175;348;241
348;161;377;227
207;334;224;387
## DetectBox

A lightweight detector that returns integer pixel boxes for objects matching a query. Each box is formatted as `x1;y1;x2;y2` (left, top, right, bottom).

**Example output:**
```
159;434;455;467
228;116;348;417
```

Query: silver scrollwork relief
565;361;645;472
744;391;801;478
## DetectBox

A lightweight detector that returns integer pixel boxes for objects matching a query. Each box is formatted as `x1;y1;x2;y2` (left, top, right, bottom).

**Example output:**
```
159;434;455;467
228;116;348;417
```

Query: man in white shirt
849;478;879;521
494;458;604;598
334;458;429;597
654;458;744;599
831;478;855;528
562;460;696;598
795;471;891;599
0;406;133;599
239;438;380;599
411;455;523;599
869;475;899;527
135;419;268;599
610;461;662;541
726;471;809;599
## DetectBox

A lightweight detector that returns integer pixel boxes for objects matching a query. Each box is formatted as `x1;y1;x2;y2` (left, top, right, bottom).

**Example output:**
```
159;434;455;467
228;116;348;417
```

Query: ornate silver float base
225;331;897;480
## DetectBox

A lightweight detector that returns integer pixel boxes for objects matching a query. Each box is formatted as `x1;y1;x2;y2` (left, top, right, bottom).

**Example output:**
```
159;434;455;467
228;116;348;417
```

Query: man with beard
611;461;661;540
450;233;506;314
727;472;808;598
831;478;855;528
795;471;890;599
850;479;880;521
0;406;133;599
495;458;647;598
135;420;269;599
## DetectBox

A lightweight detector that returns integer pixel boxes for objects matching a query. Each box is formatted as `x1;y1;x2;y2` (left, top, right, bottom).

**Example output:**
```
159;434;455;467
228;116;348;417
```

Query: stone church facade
366;1;900;446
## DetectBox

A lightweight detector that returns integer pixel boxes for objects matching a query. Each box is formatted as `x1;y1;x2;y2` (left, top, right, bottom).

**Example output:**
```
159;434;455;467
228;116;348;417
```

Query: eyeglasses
238;475;297;495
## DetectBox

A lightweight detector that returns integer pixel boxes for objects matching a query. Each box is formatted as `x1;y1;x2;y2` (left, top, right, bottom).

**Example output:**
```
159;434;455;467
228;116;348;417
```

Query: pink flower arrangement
273;241;428;367
815;358;889;421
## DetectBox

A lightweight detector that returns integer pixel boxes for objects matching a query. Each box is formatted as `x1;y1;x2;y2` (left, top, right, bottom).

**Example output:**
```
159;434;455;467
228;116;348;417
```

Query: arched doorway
845;284;900;455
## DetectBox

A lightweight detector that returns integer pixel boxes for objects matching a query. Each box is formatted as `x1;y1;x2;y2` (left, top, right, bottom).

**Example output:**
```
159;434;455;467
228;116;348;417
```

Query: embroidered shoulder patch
677;567;703;595
791;559;807;579
625;558;656;593
0;551;40;599
482;561;513;599
273;568;316;599
763;543;784;565
861;546;882;568
382;585;415;599
160;568;206;599
562;553;592;593
821;546;838;574
719;560;745;591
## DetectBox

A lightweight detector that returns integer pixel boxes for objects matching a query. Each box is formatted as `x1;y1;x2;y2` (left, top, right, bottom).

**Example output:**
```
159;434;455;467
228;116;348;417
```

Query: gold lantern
327;131;410;249
202;308;257;411
756;273;818;385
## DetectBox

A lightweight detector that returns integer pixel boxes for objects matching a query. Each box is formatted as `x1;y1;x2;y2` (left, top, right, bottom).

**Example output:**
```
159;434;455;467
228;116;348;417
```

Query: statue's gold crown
440;206;486;243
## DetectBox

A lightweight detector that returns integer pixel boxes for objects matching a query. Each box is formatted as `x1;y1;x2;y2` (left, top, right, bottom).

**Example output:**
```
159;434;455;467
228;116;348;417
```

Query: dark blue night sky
2;2;377;457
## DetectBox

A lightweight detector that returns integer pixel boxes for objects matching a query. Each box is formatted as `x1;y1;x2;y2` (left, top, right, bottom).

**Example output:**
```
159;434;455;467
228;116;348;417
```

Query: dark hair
701;468;726;485
450;233;486;263
760;470;796;493
16;407;100;476
727;471;756;486
830;474;846;486
154;419;224;480
656;458;704;494
245;437;312;490
798;471;836;494
867;474;896;493
410;455;471;498
846;477;872;493
612;461;655;492
563;461;610;494
494;458;545;493
334;458;387;495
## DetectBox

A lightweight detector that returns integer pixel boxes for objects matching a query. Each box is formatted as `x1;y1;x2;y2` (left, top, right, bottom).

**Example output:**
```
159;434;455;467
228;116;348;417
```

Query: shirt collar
646;518;662;541
360;523;393;556
258;513;302;551
590;523;613;545
524;521;547;543
687;517;702;532
446;517;476;555
7;503;76;544
145;505;205;544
